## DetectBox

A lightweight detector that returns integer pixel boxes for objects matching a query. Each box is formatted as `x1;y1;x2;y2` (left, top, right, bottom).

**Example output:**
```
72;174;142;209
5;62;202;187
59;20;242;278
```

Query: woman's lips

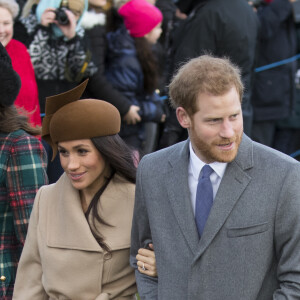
69;172;86;181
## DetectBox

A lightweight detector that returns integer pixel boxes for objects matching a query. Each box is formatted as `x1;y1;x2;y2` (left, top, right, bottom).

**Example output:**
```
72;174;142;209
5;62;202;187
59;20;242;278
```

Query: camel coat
13;173;137;300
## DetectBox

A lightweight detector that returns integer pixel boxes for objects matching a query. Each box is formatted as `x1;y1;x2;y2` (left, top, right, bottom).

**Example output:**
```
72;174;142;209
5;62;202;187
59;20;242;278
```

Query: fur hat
42;79;121;160
0;0;19;19
118;0;163;38
0;43;21;108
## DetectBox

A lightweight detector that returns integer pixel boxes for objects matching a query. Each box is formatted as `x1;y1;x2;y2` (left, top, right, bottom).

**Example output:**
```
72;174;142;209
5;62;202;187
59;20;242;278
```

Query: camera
55;8;69;26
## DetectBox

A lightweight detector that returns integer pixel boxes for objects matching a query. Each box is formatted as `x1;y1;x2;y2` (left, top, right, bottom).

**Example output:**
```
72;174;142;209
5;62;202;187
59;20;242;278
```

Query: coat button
104;252;112;260
0;276;6;282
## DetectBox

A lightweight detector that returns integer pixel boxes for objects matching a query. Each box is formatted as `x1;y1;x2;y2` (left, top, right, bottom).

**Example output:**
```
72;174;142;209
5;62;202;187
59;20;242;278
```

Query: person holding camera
14;0;97;114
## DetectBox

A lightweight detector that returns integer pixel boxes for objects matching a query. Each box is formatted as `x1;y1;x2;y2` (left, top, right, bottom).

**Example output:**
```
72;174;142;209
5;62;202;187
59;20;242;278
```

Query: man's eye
209;119;220;123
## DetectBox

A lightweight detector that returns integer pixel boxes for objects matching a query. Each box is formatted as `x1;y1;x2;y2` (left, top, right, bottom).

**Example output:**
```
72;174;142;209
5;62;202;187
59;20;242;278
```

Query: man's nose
219;120;235;138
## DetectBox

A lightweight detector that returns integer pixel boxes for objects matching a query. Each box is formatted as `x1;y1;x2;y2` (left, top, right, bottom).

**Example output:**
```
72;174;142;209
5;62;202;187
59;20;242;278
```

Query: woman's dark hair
0;105;41;136
84;134;137;252
135;37;159;94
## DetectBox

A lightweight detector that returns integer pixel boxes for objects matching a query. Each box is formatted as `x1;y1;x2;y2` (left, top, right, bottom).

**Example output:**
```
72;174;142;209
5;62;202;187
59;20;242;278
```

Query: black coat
172;0;258;134
81;11;132;117
252;0;297;122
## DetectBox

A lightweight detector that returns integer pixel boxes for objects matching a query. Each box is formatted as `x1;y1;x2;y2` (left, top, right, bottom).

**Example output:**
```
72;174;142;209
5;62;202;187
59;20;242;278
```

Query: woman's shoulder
113;173;135;186
0;129;38;144
7;39;27;51
110;173;135;196
35;173;68;205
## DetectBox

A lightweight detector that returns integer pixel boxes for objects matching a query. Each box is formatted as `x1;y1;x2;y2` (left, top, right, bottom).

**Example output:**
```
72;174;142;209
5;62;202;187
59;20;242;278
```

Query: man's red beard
192;133;242;163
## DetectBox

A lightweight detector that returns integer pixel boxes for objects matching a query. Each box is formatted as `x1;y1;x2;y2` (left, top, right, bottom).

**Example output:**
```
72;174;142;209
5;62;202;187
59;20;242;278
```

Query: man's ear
176;107;191;129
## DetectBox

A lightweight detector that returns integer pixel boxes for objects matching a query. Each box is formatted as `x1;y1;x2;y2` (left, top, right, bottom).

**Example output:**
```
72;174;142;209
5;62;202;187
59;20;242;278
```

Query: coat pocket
227;222;269;238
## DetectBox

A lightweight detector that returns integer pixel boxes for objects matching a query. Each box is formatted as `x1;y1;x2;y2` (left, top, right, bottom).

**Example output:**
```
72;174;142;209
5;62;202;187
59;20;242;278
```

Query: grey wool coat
130;134;300;299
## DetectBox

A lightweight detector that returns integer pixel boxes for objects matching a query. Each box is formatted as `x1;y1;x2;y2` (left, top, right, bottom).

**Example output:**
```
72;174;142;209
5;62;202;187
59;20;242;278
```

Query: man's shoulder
234;135;299;173
252;140;298;164
140;141;186;166
244;139;300;178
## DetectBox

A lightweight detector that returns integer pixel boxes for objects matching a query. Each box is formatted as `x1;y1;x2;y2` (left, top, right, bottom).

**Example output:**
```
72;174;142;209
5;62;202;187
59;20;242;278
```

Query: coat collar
46;173;134;252
165;134;253;257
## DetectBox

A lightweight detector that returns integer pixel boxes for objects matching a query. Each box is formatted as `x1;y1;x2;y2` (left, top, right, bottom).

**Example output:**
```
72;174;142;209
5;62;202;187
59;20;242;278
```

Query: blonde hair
22;0;39;17
0;0;19;19
22;0;85;18
68;0;85;15
169;55;244;115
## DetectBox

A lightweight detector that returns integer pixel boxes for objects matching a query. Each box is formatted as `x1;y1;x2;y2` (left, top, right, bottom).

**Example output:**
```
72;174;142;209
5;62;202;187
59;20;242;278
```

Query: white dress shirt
188;142;228;216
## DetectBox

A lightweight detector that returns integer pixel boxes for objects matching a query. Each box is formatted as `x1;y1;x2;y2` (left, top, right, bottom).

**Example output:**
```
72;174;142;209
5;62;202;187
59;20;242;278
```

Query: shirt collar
189;141;227;179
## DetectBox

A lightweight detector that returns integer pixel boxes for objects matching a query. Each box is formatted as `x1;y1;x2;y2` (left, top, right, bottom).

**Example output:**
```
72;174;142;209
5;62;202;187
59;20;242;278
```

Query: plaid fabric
0;129;48;299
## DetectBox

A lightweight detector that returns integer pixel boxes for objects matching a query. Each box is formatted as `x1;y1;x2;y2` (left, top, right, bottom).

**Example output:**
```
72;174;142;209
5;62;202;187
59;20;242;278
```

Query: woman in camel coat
13;80;156;300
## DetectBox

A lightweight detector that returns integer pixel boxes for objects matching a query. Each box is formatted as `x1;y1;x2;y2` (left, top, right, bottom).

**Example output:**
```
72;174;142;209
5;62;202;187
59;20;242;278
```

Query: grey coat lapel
193;134;254;262
166;140;200;255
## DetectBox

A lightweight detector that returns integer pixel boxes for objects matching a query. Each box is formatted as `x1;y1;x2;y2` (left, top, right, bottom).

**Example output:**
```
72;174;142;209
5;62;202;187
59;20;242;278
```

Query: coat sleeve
13;188;48;300
139;93;165;123
86;72;132;117
273;163;300;298
130;158;158;300
6;135;48;248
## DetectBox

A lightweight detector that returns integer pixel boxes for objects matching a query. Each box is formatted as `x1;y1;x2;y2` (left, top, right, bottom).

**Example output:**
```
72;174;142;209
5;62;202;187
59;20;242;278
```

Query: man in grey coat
130;55;300;299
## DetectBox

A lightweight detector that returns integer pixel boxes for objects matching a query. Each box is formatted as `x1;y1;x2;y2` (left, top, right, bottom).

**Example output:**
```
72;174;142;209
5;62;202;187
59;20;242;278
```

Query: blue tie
195;165;214;237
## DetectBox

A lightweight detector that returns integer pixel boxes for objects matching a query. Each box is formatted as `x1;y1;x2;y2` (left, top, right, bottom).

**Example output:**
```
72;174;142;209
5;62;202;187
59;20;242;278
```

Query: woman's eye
58;149;68;156
78;149;88;155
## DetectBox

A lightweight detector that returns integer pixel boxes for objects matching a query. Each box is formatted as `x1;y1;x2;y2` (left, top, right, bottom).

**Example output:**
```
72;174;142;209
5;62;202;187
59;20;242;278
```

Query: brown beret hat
42;80;121;159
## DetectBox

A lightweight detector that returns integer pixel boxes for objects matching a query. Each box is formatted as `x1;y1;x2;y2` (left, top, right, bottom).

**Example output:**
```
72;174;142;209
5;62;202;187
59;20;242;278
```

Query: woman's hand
55;9;77;40
40;8;56;27
41;8;77;40
136;243;157;277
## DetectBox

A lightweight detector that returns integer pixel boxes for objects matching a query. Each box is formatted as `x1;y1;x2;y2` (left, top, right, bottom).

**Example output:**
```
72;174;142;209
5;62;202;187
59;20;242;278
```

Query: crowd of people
1;0;300;299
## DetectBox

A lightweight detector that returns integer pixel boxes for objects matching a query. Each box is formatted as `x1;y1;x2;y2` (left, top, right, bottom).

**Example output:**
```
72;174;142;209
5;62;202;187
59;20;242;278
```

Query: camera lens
55;8;69;26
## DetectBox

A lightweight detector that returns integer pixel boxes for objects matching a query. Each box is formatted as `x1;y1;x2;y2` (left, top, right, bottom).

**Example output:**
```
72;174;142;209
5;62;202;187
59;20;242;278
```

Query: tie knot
200;165;213;179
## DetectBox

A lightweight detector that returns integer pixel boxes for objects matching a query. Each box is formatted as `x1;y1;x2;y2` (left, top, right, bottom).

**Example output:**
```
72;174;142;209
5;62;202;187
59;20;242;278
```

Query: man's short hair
169;55;244;115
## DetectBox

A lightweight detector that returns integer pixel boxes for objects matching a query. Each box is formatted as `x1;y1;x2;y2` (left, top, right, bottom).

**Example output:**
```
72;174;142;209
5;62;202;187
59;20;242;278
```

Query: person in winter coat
12;80;157;300
105;0;166;152
159;0;259;148
0;43;48;300
0;0;41;127
14;0;98;114
80;0;141;125
250;0;297;148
